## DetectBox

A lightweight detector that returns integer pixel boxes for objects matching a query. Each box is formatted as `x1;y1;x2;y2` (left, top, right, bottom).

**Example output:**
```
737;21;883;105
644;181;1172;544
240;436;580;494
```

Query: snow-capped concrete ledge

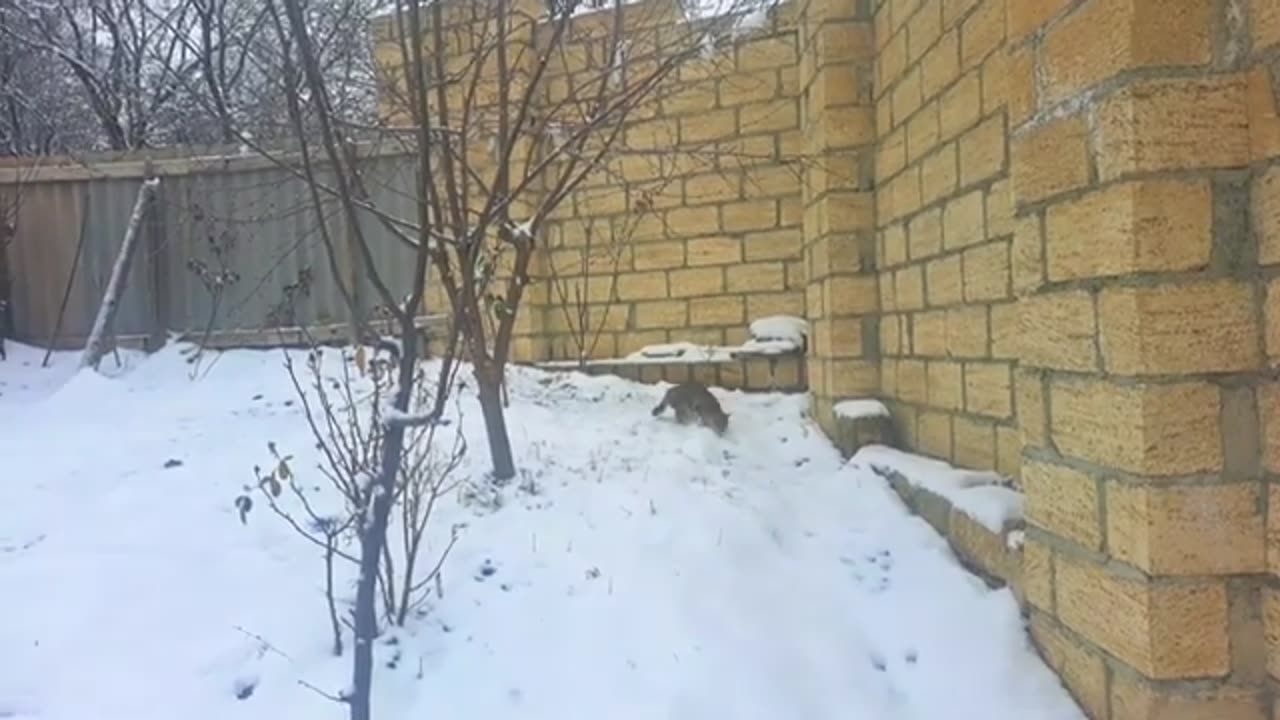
852;445;1025;594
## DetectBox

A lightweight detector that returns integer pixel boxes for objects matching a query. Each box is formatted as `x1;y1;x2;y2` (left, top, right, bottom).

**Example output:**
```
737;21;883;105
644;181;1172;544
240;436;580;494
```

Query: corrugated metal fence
0;147;424;349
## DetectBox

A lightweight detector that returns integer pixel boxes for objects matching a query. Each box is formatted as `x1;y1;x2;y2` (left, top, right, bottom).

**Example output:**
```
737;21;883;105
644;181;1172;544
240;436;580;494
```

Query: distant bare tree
0;0;385;153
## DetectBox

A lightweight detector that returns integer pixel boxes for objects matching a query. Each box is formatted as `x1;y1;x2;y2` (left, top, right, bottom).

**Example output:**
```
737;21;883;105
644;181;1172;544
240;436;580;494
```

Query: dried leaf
355;346;368;376
235;495;253;524
277;459;292;481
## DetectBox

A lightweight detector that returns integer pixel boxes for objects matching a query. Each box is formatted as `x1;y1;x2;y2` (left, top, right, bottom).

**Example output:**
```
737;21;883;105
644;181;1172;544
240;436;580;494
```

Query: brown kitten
651;381;729;435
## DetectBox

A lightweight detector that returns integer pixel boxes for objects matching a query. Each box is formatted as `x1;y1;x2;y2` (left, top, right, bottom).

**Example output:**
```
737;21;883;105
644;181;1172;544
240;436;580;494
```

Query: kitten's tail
651;399;667;416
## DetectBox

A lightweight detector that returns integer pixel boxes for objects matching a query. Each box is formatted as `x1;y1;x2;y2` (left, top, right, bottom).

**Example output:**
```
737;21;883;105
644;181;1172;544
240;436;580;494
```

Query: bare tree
366;0;781;481
0;0;386;153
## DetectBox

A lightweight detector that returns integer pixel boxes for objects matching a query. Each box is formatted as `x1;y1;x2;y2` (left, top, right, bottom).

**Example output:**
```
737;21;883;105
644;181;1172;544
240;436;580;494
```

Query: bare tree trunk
475;364;515;480
79;177;159;370
349;325;419;720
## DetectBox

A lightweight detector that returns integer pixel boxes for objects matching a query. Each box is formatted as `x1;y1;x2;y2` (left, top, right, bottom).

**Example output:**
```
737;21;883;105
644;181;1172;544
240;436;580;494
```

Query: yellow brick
808;64;863;109
665;206;720;236
1017;368;1048;447
927;360;964;410
961;241;1010;302
953;415;995;469
1099;280;1261;375
957;114;1005;187
1017;291;1097;371
881;314;903;355
1055;554;1229;679
744;165;801;198
1028;614;1110;720
740;98;799;134
942;189;985;249
1042;0;1213;108
878;29;908;93
717;70;777;109
746;292;804;319
1256;165;1280;265
617;330;669;355
662;79;718;116
1023;460;1102;551
632;241;686;271
1006;44;1037;127
906;0;942;62
1023;538;1055;610
964;361;1011;418
615;271;669;300
996;425;1021;480
1011;214;1044;294
721;200;777;232
1258;0;1280;50
826;192;875;234
684;173;741;206
688;295;744;326
979;45;1008;116
920;143;959;205
633;300;688;330
1050;378;1222;475
895;266;925;310
1010;115;1091;204
1107;482;1265;575
989;301;1019;359
946;305;988;358
939;70;981;140
877;127;908;181
920;30;959;100
737;35;797;71
818;105;876;149
1007;0;1073;41
985;179;1014;238
898;359;929;404
878;223;905;268
825;275;879;316
679;108;738;144
686;236;742;266
917;410;953;458
726;262;786;293
891;67;923;125
829;360;879;396
906;103;941;164
908;208;944;260
914;309;948;356
743;229;801;262
1045;179;1212;282
1096;76;1250;181
668;267;724;297
1110;672;1268;720
1263;385;1280;475
959;0;1004;69
925;254;963;306
1269;279;1280;361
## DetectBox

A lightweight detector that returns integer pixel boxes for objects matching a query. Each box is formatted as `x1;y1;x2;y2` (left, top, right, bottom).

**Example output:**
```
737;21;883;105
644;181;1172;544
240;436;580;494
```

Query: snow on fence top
852;445;1023;536
834;399;890;420
749;315;807;348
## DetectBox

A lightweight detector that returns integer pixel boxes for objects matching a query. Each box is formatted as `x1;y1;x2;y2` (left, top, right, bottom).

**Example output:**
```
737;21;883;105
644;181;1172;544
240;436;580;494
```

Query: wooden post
79;177;160;370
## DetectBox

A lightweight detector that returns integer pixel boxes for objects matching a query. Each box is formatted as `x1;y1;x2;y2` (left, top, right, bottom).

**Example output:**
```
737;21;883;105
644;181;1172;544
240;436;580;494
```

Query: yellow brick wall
1006;1;1277;717
872;0;1017;480
533;3;807;371
373;2;1280;713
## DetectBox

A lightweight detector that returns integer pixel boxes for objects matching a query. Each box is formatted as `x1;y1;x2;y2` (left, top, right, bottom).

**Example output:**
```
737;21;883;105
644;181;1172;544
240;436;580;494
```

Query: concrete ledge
530;354;807;392
857;447;1025;594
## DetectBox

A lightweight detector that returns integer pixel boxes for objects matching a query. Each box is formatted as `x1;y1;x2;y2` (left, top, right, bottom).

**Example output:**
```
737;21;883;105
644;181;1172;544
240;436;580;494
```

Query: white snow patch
0;344;1078;720
1006;530;1026;552
627;341;733;362
834;399;890;420
854;445;1024;535
749;314;808;347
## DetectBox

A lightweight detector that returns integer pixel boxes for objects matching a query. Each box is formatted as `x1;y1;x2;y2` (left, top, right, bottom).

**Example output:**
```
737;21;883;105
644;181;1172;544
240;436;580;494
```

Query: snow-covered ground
0;340;1083;720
